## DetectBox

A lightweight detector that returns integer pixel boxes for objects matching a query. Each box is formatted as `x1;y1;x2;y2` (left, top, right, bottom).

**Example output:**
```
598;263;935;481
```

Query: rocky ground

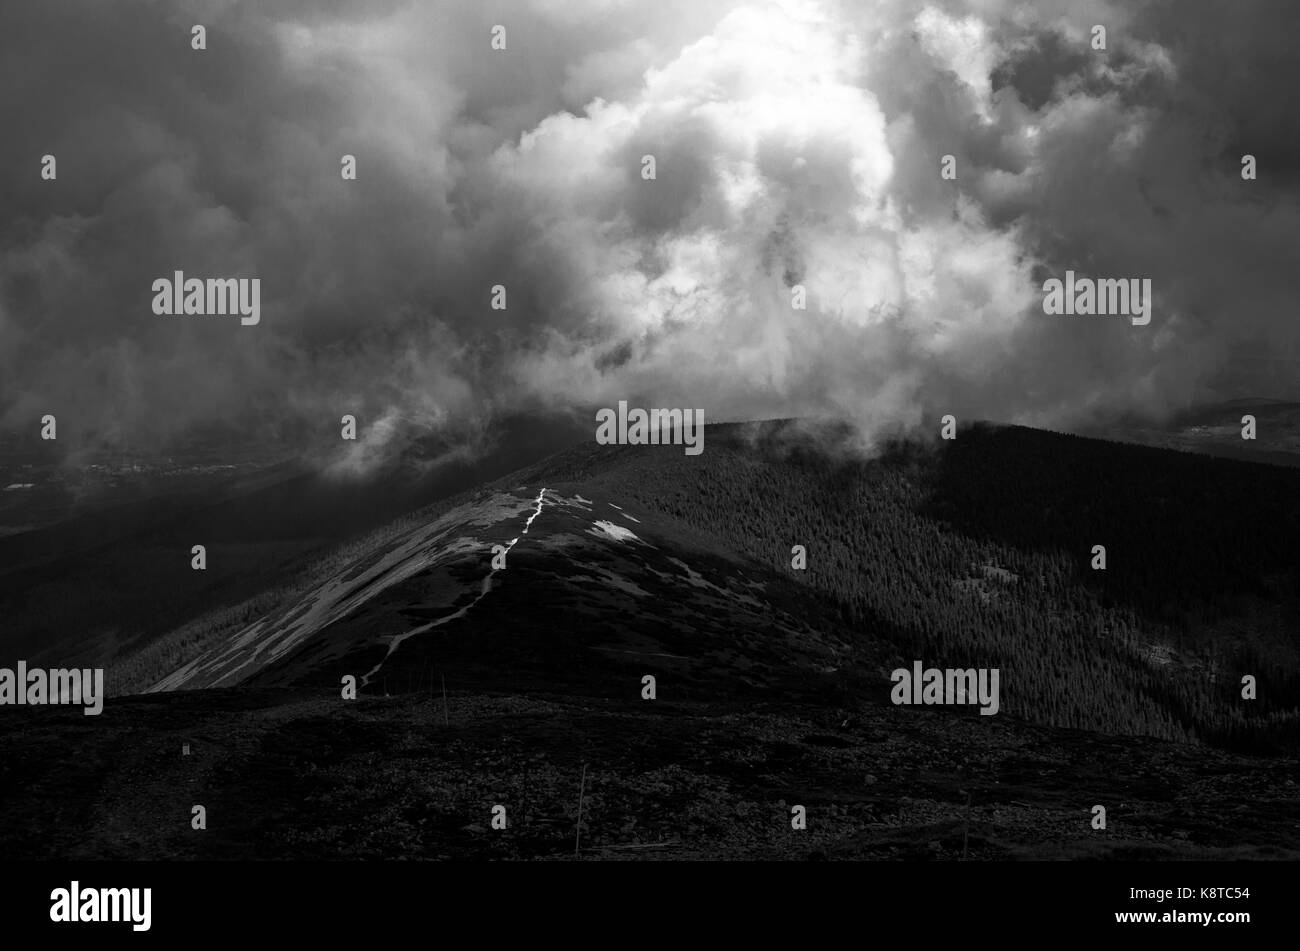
2;685;1295;861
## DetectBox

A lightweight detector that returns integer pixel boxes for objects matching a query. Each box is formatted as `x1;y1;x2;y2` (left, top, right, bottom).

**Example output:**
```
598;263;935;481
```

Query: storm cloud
2;0;1296;469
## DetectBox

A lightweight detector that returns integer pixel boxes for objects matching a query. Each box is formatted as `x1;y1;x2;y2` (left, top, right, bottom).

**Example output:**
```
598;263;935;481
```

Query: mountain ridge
132;418;1300;757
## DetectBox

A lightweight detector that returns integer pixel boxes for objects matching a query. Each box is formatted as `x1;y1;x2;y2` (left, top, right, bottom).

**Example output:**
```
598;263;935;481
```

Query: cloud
1;0;1296;471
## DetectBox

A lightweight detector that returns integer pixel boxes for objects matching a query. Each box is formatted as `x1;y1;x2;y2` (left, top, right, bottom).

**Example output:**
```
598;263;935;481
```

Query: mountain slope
0;414;590;677
8;418;1299;862
149;483;859;704
142;419;1300;756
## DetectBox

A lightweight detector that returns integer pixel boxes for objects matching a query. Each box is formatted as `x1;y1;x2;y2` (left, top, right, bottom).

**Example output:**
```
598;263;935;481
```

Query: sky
2;0;1297;470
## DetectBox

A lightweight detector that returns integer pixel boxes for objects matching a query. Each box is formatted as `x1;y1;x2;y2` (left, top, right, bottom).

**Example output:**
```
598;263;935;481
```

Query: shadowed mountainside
2;416;1297;861
137;418;1300;755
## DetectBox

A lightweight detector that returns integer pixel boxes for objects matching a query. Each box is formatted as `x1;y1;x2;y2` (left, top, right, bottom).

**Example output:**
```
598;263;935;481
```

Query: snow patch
588;520;641;544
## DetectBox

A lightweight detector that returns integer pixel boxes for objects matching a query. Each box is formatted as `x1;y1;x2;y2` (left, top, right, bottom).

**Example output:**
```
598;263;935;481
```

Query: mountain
143;481;854;703
0;414;590;673
2;418;1298;861
137;418;1300;754
1081;398;1300;467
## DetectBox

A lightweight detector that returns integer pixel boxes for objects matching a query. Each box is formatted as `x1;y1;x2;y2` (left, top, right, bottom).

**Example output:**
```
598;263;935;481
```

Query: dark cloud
1;0;1296;472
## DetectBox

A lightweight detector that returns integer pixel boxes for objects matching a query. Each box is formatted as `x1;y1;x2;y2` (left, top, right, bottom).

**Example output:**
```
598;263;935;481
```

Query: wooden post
962;791;972;861
442;674;449;727
575;763;588;860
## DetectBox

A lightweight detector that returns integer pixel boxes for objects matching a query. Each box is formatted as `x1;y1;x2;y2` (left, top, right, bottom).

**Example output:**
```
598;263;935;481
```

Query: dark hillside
513;420;1300;753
